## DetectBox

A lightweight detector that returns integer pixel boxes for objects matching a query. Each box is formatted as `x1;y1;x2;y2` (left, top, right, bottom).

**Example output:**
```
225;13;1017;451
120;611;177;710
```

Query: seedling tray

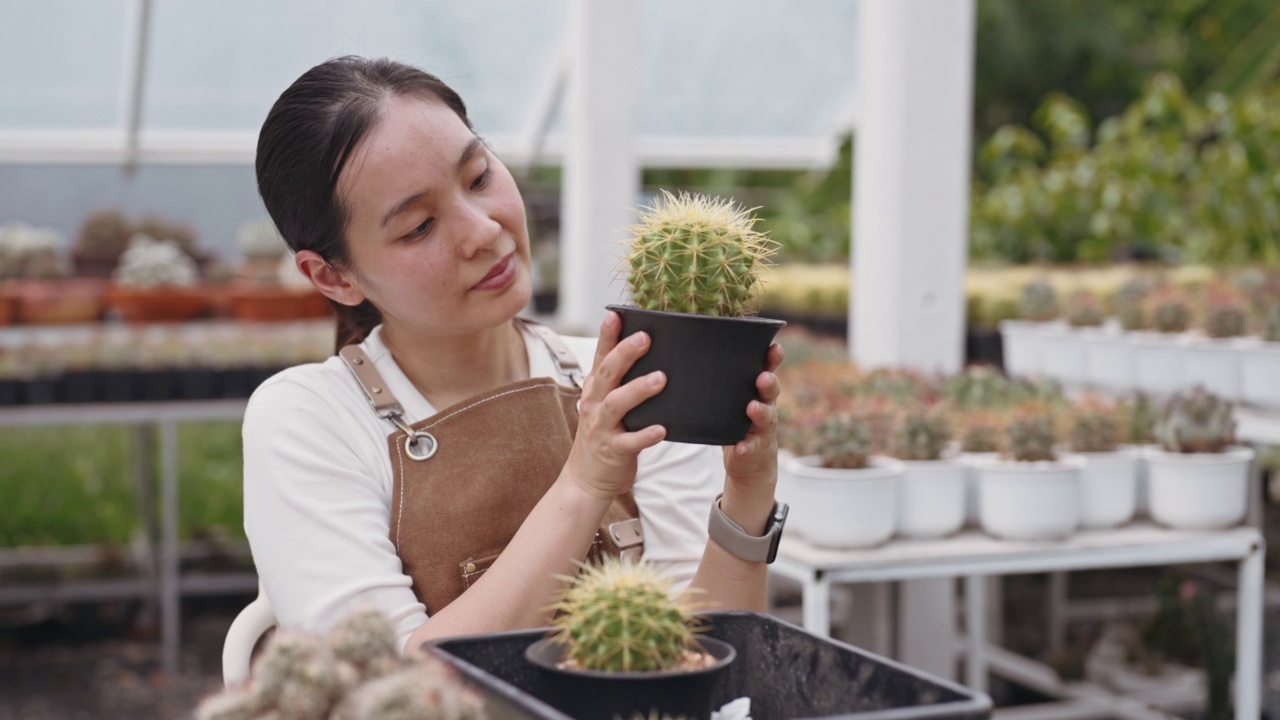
427;611;991;720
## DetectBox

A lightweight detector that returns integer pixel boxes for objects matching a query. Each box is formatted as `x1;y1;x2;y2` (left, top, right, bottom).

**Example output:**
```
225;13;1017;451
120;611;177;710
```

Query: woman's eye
470;167;491;191
406;217;434;239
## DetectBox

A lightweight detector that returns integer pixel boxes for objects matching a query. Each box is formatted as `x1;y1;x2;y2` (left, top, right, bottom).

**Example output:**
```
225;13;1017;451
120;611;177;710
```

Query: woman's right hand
565;311;668;500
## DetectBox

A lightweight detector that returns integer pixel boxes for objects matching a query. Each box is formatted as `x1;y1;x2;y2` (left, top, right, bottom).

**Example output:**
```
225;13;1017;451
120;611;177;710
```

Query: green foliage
0;421;244;547
972;73;1280;266
1156;386;1237;453
624;190;776;316
549;558;696;673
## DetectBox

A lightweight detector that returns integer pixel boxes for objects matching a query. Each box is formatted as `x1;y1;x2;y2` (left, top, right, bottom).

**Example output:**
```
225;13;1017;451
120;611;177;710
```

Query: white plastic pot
1039;326;1090;386
1131;332;1187;396
972;455;1083;541
896;459;966;539
1239;338;1280;410
1075;449;1140;529
959;452;999;527
1083;328;1136;392
1000;320;1055;379
1181;336;1242;402
1145;446;1254;530
786;455;903;548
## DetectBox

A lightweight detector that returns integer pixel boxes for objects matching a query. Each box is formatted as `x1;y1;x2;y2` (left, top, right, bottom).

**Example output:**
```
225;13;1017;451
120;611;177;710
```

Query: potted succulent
956;408;1004;528
999;279;1061;378
786;403;903;548
1066;395;1139;529
1146;387;1253;530
71;209;132;278
1118;392;1161;517
524;557;734;720
890;404;965;539
1132;286;1191;396
226;219;327;322
971;403;1082;541
106;234;211;323
196;606;485;720
1041;289;1102;386
1182;285;1246;402
1;223;107;325
1085;278;1148;391
607;190;784;445
1237;278;1280;410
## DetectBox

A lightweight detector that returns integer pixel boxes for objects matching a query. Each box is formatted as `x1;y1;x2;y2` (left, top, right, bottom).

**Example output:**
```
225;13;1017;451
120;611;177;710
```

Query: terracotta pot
106;284;211;323
228;286;303;322
0;284;17;326
11;279;108;325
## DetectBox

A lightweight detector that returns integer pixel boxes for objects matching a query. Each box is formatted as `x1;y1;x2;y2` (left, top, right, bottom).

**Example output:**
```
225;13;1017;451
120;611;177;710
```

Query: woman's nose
457;199;502;258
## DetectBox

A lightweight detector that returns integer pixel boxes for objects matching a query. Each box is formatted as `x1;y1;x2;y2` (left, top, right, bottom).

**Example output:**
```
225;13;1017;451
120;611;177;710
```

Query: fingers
595;369;666;428
584;328;651;402
591;311;622;377
764;343;784;373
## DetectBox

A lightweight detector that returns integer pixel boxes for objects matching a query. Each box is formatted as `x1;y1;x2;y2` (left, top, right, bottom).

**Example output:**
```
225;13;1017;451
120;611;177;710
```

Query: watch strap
707;493;787;564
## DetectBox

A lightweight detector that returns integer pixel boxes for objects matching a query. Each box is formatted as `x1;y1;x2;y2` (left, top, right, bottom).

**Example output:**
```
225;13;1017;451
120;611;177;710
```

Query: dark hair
255;56;472;351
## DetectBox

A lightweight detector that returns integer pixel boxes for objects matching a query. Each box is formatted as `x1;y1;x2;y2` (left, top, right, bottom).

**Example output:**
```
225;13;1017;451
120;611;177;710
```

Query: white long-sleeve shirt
242;323;722;650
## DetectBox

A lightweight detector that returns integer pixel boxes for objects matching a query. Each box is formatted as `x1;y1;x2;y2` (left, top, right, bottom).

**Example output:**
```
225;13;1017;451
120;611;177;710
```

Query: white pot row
999;319;1280;409
779;445;1254;548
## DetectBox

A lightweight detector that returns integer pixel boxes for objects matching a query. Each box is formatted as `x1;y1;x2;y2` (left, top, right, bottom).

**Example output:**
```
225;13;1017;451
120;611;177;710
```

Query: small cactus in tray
1155;386;1237;454
623;190;777;317
547;557;701;672
815;402;894;470
1006;405;1058;463
959;410;1003;454
1018;280;1059;322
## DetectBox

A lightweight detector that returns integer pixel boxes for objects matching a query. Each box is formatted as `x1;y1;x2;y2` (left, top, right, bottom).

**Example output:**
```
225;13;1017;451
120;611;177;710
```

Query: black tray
427;611;992;720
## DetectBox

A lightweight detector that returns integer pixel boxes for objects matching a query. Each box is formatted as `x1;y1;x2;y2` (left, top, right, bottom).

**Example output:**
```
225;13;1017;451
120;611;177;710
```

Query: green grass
0;421;245;548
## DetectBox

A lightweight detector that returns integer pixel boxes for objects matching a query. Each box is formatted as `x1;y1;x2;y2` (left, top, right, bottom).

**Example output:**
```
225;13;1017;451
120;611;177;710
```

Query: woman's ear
296;250;366;307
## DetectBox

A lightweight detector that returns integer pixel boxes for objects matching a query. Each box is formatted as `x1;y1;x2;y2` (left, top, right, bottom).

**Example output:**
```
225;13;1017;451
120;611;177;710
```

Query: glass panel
0;0;129;128
143;0;564;134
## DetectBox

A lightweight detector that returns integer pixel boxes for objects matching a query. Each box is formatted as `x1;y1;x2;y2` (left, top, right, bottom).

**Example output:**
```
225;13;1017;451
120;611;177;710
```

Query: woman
244;55;783;653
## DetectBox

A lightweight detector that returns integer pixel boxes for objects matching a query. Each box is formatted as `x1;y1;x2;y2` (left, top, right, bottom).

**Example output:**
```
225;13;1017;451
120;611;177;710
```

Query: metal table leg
159;419;180;675
802;569;832;638
1235;537;1265;720
965;574;988;693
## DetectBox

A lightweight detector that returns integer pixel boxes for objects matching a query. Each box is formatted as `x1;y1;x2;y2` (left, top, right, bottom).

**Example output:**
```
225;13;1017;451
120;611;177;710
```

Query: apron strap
339;318;585;421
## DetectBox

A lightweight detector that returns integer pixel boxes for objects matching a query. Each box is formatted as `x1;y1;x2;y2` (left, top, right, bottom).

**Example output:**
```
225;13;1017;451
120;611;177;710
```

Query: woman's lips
472;253;516;290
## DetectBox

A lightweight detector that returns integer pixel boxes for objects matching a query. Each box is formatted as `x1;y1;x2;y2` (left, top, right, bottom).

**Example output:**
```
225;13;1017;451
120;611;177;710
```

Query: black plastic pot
606;305;785;445
523;636;734;720
427;611;991;720
98;370;136;403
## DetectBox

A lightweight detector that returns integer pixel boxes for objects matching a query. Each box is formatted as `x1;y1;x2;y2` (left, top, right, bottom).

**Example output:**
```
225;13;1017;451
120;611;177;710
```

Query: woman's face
335;95;532;338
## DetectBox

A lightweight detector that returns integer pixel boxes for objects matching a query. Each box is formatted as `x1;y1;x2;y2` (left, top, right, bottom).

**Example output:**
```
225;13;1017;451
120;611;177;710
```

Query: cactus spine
624;190;776;317
548;557;698;672
1156;386;1236;454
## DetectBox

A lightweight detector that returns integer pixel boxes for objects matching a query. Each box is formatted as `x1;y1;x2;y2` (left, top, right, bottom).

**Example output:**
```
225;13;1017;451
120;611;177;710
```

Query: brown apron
339;318;644;615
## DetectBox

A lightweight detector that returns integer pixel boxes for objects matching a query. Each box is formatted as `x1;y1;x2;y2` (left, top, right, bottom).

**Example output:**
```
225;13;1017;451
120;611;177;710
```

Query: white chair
222;582;277;687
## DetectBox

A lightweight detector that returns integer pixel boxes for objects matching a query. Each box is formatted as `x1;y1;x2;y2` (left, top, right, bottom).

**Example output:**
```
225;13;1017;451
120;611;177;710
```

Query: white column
559;0;641;334
852;0;976;681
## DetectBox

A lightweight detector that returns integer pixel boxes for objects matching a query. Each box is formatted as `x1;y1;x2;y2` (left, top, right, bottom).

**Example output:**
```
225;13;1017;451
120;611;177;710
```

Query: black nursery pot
523;636;735;720
606;305;785;445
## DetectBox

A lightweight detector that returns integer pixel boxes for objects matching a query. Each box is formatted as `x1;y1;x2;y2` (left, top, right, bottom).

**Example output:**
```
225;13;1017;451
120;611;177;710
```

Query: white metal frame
769;524;1265;720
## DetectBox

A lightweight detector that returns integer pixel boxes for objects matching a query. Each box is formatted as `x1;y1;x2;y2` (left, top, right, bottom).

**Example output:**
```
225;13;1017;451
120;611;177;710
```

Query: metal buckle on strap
607;518;644;549
389;413;438;462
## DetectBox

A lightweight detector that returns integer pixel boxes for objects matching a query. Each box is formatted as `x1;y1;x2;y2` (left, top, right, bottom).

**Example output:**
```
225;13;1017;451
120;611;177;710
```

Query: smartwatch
707;493;789;564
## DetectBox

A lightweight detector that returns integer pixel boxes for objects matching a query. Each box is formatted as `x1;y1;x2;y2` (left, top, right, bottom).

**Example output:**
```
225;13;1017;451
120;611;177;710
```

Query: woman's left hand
721;343;784;494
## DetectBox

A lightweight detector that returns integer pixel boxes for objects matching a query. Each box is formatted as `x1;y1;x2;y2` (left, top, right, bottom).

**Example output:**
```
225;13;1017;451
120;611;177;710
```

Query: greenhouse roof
0;0;859;169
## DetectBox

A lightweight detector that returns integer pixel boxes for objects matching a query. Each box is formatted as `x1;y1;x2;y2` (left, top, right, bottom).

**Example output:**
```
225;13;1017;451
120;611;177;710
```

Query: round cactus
1150;290;1190;333
548;557;698;672
1203;297;1247;339
327;606;402;680
1018;281;1059;322
1006;407;1058;462
623;190;776;317
75;209;132;258
112;234;200;287
1065;290;1104;328
330;662;485;720
894;407;953;461
1156;386;1236;454
1069;398;1120;453
815;407;891;470
237;218;289;260
959;410;1003;454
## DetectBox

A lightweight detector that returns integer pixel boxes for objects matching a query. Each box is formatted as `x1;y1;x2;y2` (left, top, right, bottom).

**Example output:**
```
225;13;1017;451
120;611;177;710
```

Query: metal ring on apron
390;413;438;462
403;430;439;461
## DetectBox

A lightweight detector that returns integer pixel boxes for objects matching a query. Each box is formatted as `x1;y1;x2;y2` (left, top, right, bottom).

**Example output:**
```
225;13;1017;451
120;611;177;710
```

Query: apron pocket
459;554;498;589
